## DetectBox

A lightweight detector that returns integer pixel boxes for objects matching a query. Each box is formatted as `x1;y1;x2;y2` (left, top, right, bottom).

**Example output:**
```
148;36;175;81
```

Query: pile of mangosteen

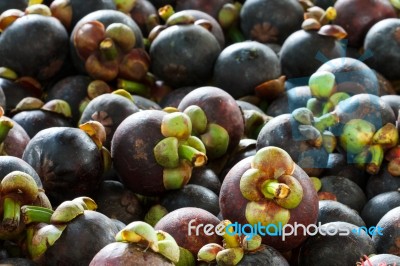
0;0;398;265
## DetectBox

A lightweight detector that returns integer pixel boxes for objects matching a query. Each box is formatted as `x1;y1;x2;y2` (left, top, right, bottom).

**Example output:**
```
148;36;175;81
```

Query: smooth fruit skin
111;110;166;196
219;156;318;252
212;41;281;99
149;24;221;88
0;15;69;81
372;206;400;255
364;18;400;81
333;0;397;48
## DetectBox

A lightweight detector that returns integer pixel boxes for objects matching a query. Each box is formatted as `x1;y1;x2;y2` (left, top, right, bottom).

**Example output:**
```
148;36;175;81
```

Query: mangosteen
240;0;304;45
79;91;139;149
149;23;221;88
189;166;221;195
131;94;162;110
0;113;30;158
90;221;181;265
11;98;72;138
159;87;196;109
197;232;290;266
166;9;225;48
212;41;281;99
364;18;400;81
323;152;368;189
128;0;158;36
24;198;120;266
319;176;367;213
22;124;108;205
154;207;222;256
256;111;330;176
266;86;313;117
111;109;208;196
316;57;380;96
318;200;366;227
219;147;319;252
0;13;69;81
45;75;93;126
0;77;42;113
361;190;400;227
160;184;220;216
94;180;144;225
178;86;245;160
279;29;343;79
50;0;116;31
372;206;400;255
381;94;400;116
333;0;396;48
366;161;400;199
298;221;376;265
70;9;145;80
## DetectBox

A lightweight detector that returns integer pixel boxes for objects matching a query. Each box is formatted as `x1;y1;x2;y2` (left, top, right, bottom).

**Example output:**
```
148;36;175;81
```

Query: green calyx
25;197;97;260
1;171;39;231
183;105;207;135
197;219;263;266
105;23;136;52
308;70;336;100
154;111;209;191
0;116;14;144
144;204;168;227
340;119;376;154
200;123;230;160
238;147;303;231
115;221;180;263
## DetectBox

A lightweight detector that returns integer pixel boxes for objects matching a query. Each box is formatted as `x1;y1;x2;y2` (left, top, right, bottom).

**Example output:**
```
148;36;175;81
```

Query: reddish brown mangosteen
129;0;159;36
111;109;208;196
333;0;397;48
90;221;182;265
154;207;222;256
79;90;140;149
372;206;400;256
219;146;319;252
177;86;245;160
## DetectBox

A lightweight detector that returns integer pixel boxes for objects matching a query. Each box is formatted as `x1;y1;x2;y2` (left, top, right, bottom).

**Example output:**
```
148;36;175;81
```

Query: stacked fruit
0;0;398;265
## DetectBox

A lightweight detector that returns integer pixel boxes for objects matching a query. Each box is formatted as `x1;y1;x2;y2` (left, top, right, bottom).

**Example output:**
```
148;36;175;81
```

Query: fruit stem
117;79;150;96
21;205;54;224
366;144;384;175
313;111;339;132
2;197;21;231
99;38;119;61
261;180;290;199
0;118;13;144
178;144;207;167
